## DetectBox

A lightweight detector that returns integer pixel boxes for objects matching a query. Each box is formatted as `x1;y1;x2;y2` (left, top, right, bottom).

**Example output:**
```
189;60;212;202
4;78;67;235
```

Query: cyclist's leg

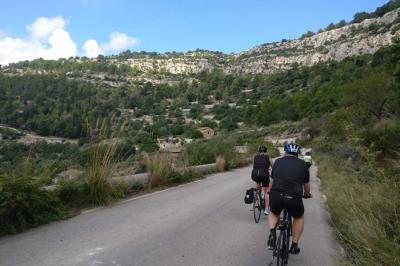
262;186;268;210
292;216;304;243
261;177;269;210
287;197;305;254
267;191;284;248
268;191;283;228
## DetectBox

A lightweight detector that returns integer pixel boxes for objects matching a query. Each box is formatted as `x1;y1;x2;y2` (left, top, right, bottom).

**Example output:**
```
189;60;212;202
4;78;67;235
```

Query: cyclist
251;145;274;215
267;143;311;254
303;151;312;170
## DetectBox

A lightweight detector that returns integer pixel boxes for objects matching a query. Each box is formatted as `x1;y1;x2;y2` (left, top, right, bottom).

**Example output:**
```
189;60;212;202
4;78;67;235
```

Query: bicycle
269;193;311;266
253;186;265;223
270;209;291;266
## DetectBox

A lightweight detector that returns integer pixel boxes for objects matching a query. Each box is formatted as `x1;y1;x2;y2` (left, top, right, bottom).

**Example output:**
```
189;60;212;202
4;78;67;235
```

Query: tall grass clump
215;155;226;171
85;118;126;206
144;152;174;188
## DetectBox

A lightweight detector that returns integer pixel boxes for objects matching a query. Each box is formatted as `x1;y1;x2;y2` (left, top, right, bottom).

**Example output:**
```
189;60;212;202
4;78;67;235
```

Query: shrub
360;120;400;159
182;136;236;166
166;170;200;184
0;176;66;235
131;181;145;192
56;179;89;208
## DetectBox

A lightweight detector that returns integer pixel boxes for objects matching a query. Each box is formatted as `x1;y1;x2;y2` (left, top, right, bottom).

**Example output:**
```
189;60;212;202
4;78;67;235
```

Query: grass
85;119;126;206
316;153;400;265
144;152;174;189
215;155;226;171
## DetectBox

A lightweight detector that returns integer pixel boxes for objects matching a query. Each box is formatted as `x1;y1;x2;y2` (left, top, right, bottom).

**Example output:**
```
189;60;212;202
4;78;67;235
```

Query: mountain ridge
3;7;400;81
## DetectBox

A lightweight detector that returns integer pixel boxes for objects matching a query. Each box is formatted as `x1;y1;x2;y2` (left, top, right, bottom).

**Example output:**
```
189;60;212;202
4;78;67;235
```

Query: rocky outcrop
125;9;400;76
229;9;400;74
126;56;216;74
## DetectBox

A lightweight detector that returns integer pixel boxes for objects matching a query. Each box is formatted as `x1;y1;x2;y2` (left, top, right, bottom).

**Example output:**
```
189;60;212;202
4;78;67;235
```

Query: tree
341;72;395;122
352;12;370;23
325;23;336;31
189;104;203;119
336;20;347;28
301;31;315;39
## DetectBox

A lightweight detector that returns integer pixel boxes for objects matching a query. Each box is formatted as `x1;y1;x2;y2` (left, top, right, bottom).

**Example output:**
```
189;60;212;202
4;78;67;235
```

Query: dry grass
86;118;126;206
216;155;226;172
144;152;174;189
317;154;400;265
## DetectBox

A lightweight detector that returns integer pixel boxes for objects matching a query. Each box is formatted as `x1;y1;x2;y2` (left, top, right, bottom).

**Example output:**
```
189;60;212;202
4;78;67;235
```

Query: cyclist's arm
269;158;274;168
303;182;311;195
269;164;276;189
303;165;311;195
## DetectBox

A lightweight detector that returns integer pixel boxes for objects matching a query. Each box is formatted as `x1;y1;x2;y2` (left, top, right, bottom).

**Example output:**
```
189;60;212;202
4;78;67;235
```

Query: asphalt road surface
0;165;343;266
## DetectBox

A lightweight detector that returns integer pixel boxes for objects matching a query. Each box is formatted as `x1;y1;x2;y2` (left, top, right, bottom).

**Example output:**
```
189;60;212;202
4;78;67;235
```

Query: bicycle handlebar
266;191;312;198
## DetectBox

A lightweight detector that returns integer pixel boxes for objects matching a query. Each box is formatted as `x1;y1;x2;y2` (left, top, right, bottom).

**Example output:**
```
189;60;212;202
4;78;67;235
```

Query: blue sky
0;0;389;64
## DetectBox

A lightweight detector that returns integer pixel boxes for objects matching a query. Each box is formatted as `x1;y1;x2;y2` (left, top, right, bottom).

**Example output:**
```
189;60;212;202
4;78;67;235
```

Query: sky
0;0;389;65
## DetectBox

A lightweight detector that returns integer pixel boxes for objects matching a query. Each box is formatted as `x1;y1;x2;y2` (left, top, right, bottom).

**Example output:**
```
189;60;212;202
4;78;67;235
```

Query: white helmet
284;143;301;154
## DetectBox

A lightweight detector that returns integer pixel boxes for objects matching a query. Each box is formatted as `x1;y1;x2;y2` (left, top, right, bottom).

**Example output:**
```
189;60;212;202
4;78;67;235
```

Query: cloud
103;32;141;52
0;16;141;65
83;32;141;58
83;39;101;58
26;16;67;41
0;16;77;65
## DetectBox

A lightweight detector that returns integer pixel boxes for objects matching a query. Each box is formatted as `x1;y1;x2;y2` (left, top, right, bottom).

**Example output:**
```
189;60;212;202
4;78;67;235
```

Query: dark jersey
252;154;270;178
270;156;310;197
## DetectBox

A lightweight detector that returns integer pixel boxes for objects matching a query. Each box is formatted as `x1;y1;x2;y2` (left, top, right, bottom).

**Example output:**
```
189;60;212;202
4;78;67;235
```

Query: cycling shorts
269;190;304;218
251;175;269;187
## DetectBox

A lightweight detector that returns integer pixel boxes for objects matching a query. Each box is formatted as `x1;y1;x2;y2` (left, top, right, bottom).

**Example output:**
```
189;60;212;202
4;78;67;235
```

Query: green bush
182;136;236;166
360;120;400;158
0;176;66;235
56;179;89;208
131;181;145;192
166;170;200;184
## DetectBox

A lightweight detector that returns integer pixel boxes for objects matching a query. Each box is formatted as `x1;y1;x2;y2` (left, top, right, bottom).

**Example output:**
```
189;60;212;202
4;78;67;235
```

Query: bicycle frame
270;209;292;266
253;187;263;223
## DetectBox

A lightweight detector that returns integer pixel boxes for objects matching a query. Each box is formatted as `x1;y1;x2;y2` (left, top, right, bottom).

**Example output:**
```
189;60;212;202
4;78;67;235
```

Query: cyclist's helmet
258;145;267;153
284;143;301;155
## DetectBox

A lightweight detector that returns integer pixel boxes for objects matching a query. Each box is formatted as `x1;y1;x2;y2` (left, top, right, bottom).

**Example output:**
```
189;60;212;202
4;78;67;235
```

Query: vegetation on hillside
249;40;400;265
301;0;400;38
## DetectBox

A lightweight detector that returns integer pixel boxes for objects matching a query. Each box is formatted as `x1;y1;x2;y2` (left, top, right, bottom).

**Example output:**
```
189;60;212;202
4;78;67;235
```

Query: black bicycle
269;194;311;266
270;209;292;265
253;186;265;223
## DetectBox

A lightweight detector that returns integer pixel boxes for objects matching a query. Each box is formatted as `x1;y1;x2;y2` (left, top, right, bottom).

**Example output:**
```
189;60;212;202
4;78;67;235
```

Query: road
0;165;342;266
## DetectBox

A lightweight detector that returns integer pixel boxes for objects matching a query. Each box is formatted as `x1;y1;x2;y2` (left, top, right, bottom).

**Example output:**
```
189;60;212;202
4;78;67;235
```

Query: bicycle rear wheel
275;231;284;266
253;189;262;223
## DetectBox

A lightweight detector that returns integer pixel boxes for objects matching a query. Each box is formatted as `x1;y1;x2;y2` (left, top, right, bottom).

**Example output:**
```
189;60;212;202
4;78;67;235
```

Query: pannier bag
244;188;254;204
